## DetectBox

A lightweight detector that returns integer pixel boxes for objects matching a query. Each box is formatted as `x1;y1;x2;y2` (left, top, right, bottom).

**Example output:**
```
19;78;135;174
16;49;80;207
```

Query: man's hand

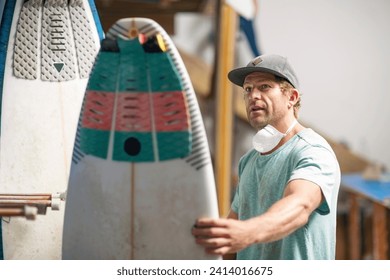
191;217;255;255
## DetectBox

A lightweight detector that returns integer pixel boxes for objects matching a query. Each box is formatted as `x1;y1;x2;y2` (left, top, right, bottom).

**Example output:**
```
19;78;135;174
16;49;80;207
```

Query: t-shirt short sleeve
289;145;340;215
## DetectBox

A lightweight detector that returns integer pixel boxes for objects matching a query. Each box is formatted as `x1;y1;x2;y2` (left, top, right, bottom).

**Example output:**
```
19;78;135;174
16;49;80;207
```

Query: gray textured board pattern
69;0;97;78
13;0;42;80
41;0;76;81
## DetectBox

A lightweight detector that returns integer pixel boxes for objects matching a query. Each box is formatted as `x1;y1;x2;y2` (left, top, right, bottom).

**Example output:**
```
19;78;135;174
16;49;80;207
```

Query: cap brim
228;66;293;87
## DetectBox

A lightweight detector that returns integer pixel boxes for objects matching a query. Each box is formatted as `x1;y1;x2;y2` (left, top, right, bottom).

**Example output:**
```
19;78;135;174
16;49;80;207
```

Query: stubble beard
248;112;268;131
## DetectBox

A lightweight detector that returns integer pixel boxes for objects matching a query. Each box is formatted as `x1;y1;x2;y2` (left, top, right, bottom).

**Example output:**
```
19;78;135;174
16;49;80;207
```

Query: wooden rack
0;193;65;220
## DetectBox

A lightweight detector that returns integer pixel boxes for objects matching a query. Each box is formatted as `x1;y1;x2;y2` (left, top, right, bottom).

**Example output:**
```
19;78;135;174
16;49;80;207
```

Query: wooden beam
214;3;237;217
96;0;206;13
348;194;361;259
372;203;388;259
95;0;209;33
97;12;175;34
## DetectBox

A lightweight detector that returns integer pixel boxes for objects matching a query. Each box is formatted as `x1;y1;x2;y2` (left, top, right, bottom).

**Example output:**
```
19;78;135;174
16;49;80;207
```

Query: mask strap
284;119;298;136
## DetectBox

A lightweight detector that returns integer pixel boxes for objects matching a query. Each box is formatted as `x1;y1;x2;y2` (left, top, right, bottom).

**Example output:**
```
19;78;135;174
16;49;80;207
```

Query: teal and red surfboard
62;18;220;259
0;0;103;259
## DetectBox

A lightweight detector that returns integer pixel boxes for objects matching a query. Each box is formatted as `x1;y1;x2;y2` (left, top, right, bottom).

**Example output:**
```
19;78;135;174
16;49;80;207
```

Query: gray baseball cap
228;54;299;89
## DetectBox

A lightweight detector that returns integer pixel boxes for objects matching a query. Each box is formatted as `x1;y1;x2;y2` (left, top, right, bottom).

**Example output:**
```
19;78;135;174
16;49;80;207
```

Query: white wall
173;0;390;170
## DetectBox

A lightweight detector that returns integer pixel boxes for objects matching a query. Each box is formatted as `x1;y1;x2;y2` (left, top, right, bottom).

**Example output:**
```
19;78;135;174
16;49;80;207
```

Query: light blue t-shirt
231;128;341;260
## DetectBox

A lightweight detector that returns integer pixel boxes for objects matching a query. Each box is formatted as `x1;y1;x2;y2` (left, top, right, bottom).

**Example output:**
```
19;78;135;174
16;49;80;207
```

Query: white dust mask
252;119;298;153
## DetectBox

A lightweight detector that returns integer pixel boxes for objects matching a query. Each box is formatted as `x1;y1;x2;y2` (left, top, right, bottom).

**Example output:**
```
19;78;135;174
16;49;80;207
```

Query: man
192;54;341;260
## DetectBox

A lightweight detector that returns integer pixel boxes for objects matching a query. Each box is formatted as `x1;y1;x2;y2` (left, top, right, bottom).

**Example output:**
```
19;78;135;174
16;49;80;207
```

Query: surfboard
0;0;103;259
62;18;220;260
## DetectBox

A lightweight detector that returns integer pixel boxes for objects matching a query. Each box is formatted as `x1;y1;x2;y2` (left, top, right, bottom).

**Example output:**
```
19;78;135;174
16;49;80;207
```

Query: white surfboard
0;0;103;259
62;18;220;260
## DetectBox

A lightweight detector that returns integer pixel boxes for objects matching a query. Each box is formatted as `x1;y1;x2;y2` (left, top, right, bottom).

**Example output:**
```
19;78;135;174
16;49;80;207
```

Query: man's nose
247;88;261;100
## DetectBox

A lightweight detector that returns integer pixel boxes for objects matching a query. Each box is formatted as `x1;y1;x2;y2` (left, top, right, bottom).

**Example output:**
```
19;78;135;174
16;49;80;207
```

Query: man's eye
259;84;270;90
244;87;252;93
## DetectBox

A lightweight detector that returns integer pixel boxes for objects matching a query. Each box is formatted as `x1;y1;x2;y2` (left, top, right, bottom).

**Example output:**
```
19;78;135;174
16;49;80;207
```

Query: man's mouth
251;105;265;112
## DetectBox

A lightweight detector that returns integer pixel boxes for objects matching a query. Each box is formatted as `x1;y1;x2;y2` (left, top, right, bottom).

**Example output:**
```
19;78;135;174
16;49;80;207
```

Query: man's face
242;72;289;130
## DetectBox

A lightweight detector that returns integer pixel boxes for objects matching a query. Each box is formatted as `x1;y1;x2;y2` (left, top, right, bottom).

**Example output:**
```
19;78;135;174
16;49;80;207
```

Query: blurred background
94;0;390;259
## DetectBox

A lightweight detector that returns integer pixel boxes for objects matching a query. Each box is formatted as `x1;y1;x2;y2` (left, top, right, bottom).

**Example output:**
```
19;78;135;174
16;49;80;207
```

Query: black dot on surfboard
101;38;119;52
124;137;141;156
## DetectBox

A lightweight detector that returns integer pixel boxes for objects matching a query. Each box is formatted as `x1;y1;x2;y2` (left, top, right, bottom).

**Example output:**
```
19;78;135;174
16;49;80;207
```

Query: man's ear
288;89;300;108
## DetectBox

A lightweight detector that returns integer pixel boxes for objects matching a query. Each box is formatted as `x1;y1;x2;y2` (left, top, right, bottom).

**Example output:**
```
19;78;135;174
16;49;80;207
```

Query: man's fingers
195;237;233;256
194;218;230;228
191;218;241;256
192;224;229;238
205;246;232;256
195;237;230;247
